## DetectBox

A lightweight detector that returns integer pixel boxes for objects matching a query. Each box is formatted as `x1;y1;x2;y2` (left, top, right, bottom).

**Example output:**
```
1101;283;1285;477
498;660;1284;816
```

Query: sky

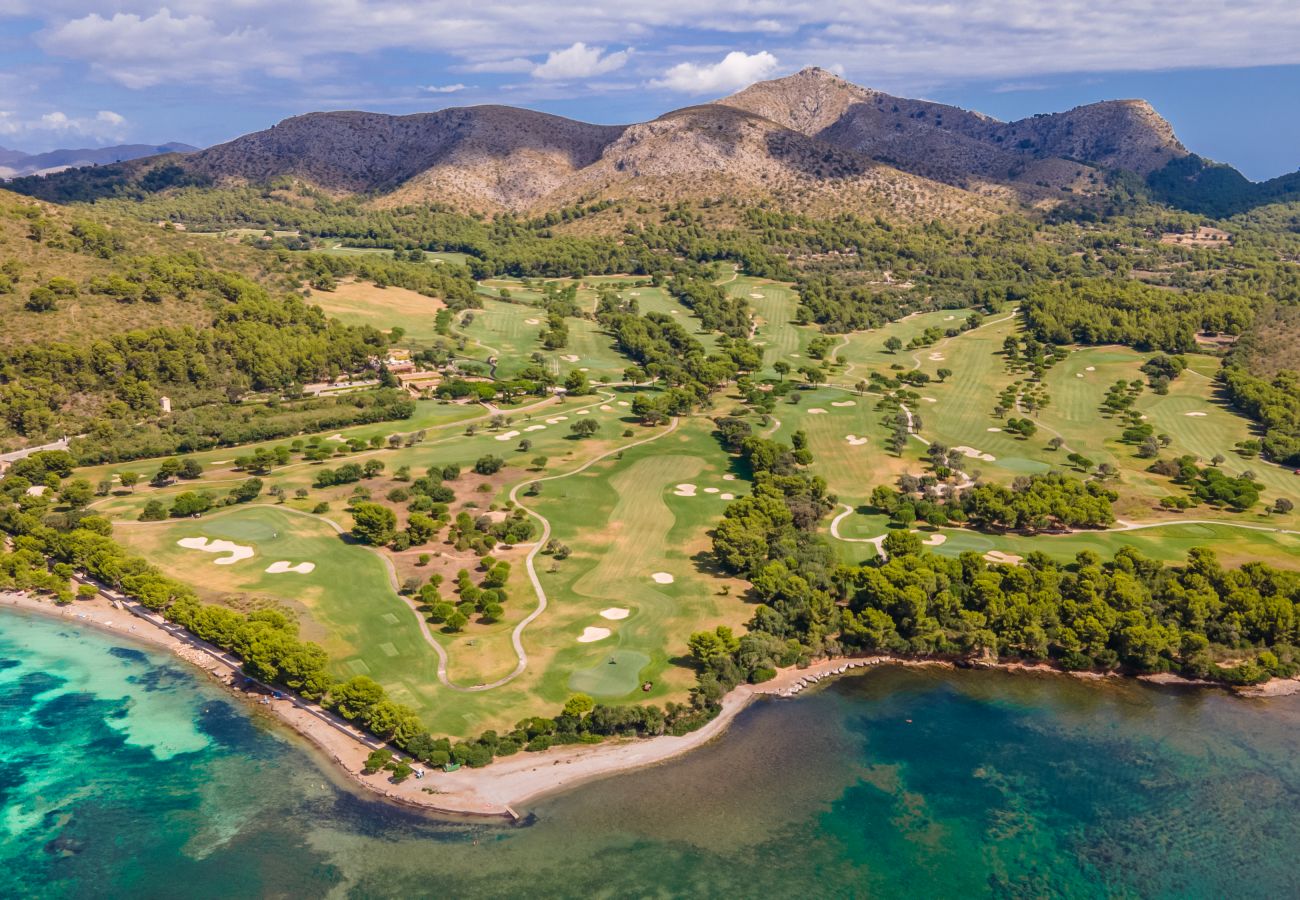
1;1;1298;180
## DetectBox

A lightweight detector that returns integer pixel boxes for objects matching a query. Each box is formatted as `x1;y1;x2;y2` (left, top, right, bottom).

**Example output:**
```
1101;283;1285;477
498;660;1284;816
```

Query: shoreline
4;590;1297;821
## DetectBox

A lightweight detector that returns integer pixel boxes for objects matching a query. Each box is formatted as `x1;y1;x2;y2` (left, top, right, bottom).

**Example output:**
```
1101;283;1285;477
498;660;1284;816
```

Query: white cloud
653;50;779;94
41;9;291;89
17;1;1300;99
460;58;536;74
0;108;128;142
423;83;467;93
532;43;632;81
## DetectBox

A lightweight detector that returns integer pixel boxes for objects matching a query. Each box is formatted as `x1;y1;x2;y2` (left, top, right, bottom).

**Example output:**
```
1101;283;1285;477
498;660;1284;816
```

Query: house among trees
382;348;416;374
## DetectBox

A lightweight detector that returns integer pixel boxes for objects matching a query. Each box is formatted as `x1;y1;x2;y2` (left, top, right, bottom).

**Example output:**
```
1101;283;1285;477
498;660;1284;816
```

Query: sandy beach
5;589;1297;819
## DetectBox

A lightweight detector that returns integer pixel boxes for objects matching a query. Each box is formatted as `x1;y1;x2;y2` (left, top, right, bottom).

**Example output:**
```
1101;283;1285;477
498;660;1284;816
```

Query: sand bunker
831;400;856;407
944;315;955;321
1184;411;1207;417
177;537;254;565
600;608;630;621
1076;373;1084;378
545;416;569;424
525;318;541;325
1085;366;1096;371
651;572;675;584
326;433;345;442
703;487;720;494
494;430;521;441
600;404;613;411
953;445;997;462
577;627;612;643
845;434;869;446
921;533;947;547
789;353;800;358
720;492;735;500
560;354;581;362
266;561;316;574
749;292;764;299
617;400;630;407
922;397;938;403
525;424;546;432
576;409;590;415
808;408;828;415
25;485;46;497
928;352;946;361
673;483;697;497
987;427;1002;432
984;550;1024;565
722;474;737;481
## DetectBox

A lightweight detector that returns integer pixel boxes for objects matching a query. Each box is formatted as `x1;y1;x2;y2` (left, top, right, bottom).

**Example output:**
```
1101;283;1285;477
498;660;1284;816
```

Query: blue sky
1;2;1298;180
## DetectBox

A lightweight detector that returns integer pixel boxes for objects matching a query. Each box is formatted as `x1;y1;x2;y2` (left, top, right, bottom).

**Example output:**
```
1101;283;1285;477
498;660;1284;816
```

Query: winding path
470;416;683;691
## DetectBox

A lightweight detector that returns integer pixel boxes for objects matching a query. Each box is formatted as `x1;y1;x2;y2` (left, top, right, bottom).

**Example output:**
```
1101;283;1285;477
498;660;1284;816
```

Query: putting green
568;650;652;696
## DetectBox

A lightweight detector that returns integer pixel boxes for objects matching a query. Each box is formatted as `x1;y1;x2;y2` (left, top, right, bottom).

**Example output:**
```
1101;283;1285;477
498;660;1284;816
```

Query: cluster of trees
1141;353;1187;394
1022;278;1254;353
3;283;391;447
870;471;1116;532
838;540;1298;683
665;275;750;337
596;301;757;412
1219;365;1300;467
960;474;1116;531
1150;456;1263;511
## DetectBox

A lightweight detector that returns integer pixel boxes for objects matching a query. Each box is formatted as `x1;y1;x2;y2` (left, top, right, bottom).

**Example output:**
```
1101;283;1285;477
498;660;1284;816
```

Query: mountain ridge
10;69;1286;218
0;142;197;179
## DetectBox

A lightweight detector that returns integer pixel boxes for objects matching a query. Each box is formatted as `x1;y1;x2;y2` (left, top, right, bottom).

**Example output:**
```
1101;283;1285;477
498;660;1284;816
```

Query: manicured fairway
524;418;750;704
730;276;816;372
459;298;627;380
115;506;446;718
829;510;1300;571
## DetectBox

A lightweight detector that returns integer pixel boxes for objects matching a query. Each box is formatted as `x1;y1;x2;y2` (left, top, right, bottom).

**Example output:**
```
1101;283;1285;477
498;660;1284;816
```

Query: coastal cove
4;605;1300;898
8;589;1299;823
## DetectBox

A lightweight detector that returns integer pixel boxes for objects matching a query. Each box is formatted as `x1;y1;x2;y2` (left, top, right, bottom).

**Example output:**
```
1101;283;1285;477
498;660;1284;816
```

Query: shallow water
2;609;1298;899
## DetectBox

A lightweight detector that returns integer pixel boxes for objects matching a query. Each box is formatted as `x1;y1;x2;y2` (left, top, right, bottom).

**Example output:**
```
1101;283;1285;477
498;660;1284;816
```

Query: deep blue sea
2;608;1298;899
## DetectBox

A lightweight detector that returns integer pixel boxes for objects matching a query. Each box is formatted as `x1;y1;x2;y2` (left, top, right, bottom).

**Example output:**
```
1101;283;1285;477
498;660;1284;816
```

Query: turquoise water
2;609;1298;899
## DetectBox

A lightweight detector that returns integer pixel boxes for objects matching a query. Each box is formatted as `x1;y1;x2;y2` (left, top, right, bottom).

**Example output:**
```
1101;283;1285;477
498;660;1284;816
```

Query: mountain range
9;68;1297;218
0;142;197;179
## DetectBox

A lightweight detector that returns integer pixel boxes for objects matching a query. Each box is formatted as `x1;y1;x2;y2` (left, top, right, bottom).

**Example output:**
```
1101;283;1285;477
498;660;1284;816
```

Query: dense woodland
701;426;1299;692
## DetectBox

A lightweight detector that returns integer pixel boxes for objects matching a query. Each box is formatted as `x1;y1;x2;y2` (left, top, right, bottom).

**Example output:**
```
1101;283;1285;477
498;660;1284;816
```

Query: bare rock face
719;66;1186;189
126;67;1190;216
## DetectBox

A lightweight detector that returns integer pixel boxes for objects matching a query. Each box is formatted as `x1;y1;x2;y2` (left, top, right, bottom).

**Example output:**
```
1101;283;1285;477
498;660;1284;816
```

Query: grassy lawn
457;297;628;382
830;510;1300;571
307;279;445;344
115;506;447;718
